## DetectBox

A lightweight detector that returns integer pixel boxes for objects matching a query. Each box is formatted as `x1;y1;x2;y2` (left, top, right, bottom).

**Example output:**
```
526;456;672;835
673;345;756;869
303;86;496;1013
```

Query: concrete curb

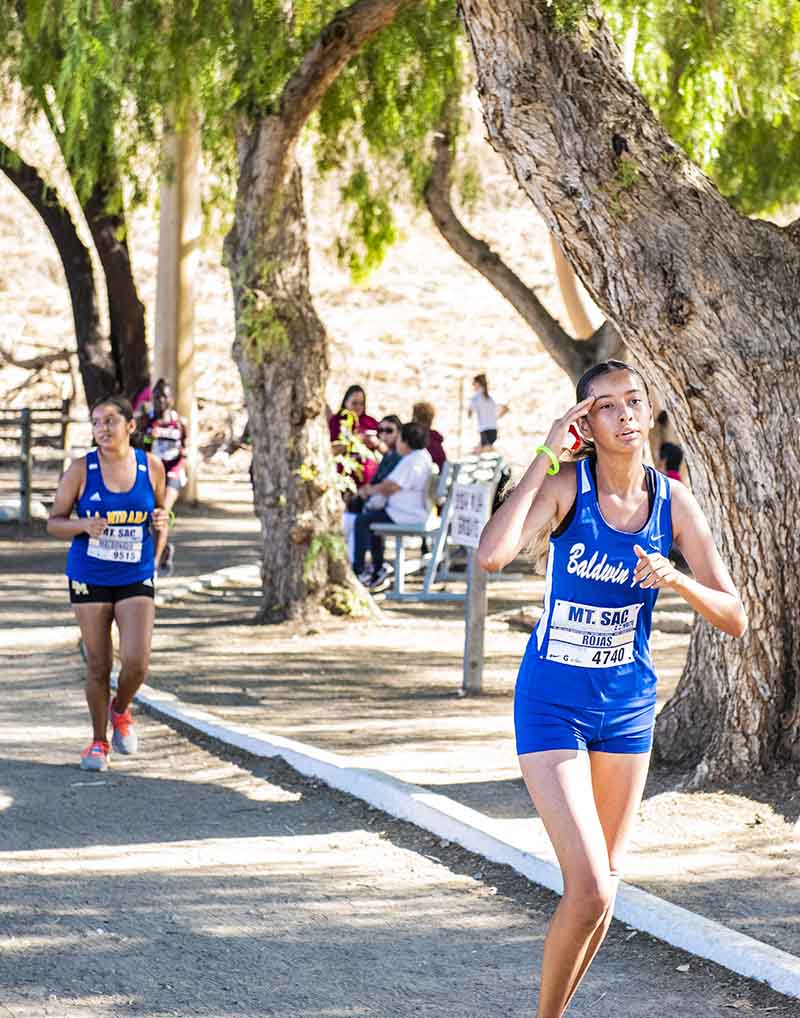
135;681;800;1000
155;562;260;607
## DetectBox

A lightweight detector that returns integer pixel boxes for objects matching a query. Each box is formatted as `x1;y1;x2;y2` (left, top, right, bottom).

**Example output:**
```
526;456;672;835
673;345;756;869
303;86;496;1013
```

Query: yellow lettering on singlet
102;509;147;525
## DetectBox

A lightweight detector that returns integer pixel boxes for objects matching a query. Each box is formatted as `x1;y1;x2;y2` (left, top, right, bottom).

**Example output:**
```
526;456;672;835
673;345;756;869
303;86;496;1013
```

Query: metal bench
370;462;465;602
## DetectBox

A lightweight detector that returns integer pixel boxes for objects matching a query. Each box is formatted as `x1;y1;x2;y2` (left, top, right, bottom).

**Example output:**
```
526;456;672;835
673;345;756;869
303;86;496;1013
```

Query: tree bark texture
459;0;800;781
423;105;622;384
0;143;117;405
82;169;150;401
224;0;408;620
226;157;351;620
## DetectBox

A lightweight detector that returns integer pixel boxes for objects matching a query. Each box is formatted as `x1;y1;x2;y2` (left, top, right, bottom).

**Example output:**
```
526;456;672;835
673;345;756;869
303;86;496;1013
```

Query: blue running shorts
514;693;656;755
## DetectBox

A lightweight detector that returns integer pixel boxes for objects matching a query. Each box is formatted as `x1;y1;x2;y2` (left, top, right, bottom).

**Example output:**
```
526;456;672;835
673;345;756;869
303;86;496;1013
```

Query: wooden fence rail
0;400;72;524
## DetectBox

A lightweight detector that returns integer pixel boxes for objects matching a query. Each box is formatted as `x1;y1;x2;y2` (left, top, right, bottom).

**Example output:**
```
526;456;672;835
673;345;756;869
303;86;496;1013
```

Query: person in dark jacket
412;401;447;470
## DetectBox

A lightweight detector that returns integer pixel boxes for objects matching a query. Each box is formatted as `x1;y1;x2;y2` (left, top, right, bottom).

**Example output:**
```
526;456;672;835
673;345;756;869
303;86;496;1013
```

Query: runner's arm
47;460;105;539
477;458;568;572
148;454;169;566
477;397;595;572
633;481;747;637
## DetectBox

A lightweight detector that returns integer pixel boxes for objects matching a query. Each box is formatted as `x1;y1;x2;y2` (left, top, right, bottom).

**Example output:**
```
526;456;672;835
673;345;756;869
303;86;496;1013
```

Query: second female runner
48;396;168;771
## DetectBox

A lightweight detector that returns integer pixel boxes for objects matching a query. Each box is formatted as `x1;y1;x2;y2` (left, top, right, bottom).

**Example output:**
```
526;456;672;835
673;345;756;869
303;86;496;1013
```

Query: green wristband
168;510;177;527
535;444;560;476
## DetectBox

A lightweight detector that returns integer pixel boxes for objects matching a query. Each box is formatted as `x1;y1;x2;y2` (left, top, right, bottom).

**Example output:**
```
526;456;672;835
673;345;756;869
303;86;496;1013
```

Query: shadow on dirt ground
2;470;799;958
0;653;795;1017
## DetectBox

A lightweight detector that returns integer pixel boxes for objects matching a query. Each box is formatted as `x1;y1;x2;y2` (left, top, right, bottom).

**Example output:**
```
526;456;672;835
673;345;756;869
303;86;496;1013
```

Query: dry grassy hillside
0;100;597;478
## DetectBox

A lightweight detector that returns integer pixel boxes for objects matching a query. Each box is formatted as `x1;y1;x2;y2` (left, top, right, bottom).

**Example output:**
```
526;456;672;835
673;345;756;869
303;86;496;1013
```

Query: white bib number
88;526;143;564
545;598;641;669
152;437;178;460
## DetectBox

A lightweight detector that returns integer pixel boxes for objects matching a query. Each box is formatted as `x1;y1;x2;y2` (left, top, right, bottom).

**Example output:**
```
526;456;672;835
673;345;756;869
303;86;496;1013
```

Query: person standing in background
658;441;685;483
139;379;188;577
469;373;508;452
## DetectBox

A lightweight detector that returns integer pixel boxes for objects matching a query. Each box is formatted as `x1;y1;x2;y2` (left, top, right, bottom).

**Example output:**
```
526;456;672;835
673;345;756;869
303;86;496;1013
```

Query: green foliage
546;0;592;32
615;155;640;191
323;582;371;616
238;287;290;363
5;0;798;272
336;168;398;283
315;0;461;277
603;0;800;214
1;0;462;274
604;154;640;219
295;461;319;484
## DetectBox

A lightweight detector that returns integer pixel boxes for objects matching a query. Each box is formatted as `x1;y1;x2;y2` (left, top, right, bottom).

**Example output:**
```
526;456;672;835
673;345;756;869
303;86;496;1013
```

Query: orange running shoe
109;703;139;755
80;740;110;771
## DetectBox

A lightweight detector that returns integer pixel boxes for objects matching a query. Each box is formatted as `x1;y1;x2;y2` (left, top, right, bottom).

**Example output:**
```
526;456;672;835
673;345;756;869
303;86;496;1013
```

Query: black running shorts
68;578;155;604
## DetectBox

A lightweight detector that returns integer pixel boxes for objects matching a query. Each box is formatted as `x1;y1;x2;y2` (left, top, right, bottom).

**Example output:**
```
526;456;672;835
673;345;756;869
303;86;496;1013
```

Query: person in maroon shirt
329;385;380;505
412;400;447;470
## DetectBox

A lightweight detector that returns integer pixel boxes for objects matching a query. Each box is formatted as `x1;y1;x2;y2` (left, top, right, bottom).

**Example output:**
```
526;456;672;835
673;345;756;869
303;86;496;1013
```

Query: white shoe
368;565;393;590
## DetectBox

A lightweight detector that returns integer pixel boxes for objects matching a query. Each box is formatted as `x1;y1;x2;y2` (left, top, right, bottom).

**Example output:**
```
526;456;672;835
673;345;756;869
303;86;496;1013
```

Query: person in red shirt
329;385;380;506
412;400;447;470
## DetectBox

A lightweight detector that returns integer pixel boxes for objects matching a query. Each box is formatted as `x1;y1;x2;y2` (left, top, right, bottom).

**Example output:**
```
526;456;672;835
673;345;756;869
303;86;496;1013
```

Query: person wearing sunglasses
359;416;403;508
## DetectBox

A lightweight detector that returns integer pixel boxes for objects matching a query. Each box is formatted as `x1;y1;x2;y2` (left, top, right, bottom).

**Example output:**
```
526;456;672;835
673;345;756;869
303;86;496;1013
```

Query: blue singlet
514;458;673;754
66;448;156;586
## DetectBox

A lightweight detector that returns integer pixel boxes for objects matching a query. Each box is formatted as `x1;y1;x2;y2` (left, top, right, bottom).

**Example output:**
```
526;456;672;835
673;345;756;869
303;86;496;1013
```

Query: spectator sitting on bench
358;415;403;509
341;415;402;562
353;421;434;591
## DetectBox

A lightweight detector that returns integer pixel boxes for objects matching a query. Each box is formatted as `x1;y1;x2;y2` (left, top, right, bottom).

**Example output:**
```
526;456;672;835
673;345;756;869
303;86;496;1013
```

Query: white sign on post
451;481;492;549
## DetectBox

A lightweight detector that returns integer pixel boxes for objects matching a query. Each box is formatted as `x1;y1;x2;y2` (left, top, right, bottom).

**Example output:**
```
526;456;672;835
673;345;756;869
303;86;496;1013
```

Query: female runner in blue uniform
48;396;168;771
478;361;747;1018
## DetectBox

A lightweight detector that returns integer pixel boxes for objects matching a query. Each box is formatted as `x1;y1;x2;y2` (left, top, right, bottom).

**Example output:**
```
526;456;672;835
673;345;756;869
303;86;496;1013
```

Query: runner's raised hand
542;396;596;456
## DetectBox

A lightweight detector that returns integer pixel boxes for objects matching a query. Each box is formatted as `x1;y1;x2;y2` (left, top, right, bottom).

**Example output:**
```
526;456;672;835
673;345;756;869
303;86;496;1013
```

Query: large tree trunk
225;148;356;620
0;142;118;404
423;101;622;383
223;0;408;620
459;0;800;782
82;167;150;401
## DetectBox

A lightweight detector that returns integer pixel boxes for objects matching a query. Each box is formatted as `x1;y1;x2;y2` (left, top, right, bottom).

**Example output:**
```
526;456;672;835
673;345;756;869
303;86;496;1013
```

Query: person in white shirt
469;372;508;451
352;421;434;589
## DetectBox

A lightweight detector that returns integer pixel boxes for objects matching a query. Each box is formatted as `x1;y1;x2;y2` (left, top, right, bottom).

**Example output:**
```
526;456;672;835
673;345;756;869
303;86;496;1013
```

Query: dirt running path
3;476;799;960
0;650;795;1017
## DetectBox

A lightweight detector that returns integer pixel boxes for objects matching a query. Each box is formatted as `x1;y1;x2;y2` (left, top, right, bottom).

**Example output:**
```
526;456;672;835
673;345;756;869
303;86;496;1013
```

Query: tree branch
81;153;149;400
458;0;799;366
423;101;622;382
280;0;415;146
0;140;117;403
0;342;72;371
231;0;416;267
